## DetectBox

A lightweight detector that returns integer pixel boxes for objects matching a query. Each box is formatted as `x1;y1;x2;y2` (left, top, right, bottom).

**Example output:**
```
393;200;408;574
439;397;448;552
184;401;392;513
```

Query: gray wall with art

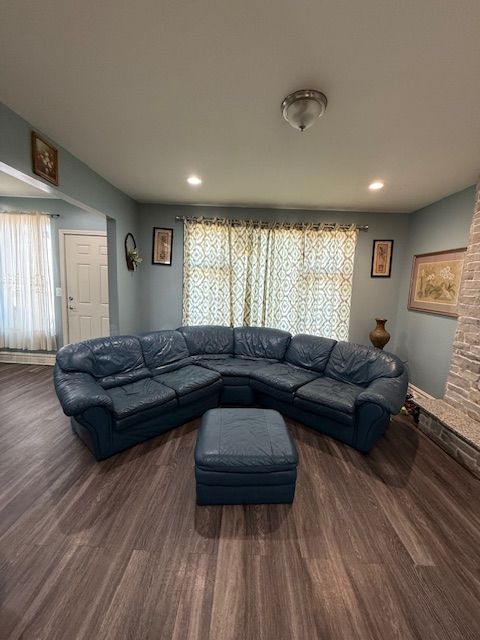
0;103;141;336
136;203;410;346
394;186;476;397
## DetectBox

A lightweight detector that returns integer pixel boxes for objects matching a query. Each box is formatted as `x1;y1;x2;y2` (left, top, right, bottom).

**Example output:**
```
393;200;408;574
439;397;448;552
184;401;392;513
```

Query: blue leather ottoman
194;408;298;505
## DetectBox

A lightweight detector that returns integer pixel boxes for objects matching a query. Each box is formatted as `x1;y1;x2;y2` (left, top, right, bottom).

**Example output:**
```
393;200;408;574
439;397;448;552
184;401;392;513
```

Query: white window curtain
0;212;57;351
182;218;358;341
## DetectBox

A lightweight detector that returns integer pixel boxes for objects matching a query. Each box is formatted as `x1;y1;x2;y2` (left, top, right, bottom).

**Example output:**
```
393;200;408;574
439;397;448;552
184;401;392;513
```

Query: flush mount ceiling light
369;181;384;191
281;89;328;132
187;175;202;186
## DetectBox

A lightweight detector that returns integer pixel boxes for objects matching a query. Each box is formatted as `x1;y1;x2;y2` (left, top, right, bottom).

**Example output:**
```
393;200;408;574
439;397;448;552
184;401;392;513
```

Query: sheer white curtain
0;212;57;351
182;218;358;341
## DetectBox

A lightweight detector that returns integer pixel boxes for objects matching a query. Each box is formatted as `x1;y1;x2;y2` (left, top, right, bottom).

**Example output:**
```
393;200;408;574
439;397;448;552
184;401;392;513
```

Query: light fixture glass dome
281;89;328;132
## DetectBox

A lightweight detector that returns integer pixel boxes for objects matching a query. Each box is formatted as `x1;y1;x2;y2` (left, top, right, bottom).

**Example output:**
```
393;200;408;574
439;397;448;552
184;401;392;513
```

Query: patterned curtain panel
182;218;358;340
0;212;57;351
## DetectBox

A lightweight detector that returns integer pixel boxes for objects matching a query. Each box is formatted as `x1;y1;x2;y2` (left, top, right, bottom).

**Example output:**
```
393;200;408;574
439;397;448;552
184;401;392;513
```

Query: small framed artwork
408;247;466;317
371;239;394;277
152;227;173;265
31;131;58;185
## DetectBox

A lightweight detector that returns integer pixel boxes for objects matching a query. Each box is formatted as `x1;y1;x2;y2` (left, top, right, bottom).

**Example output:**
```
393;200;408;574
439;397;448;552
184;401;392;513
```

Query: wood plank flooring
0;362;479;639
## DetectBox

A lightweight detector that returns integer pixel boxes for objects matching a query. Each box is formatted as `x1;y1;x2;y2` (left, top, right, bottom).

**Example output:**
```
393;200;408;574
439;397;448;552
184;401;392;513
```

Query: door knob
68;305;76;310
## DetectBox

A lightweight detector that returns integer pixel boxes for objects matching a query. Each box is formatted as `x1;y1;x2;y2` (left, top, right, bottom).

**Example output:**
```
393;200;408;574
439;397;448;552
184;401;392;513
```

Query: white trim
0;351;55;365
408;383;435;401
58;229;108;346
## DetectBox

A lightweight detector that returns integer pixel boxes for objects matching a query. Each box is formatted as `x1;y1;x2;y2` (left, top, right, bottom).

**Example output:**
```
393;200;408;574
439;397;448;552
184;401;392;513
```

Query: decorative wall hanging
371;239;393;277
369;318;391;349
124;233;142;271
408;247;466;317
31;131;59;186
152;227;173;265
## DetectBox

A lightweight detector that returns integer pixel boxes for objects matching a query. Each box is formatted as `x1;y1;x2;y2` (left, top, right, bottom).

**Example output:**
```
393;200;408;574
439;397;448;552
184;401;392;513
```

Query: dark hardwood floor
0;362;479;640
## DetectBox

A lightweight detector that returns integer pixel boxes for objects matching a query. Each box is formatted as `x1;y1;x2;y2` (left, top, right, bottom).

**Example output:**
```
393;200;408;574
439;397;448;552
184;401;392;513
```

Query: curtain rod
0;210;60;218
175;215;368;232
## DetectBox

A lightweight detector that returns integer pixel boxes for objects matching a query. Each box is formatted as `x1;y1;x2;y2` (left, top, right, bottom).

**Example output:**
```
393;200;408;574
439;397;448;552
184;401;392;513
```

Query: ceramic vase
369;318;391;349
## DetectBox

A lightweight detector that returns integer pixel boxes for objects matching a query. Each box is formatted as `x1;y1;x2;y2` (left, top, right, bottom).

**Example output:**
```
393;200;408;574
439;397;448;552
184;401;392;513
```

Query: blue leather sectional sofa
54;325;408;460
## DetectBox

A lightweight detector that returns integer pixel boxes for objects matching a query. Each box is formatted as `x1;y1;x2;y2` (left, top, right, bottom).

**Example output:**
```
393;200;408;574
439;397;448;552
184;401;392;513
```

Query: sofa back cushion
234;326;291;360
285;334;337;372
56;335;148;388
140;330;190;371
177;325;234;355
325;341;404;386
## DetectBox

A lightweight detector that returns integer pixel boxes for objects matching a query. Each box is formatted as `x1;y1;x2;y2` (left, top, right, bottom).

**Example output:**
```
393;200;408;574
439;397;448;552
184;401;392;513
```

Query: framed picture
152;227;173;265
408;248;466;317
371;239;393;277
31;131;58;185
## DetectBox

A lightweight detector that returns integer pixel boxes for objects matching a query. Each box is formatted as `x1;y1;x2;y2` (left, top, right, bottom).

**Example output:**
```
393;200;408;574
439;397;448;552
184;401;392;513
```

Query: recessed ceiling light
369;181;384;191
187;175;202;186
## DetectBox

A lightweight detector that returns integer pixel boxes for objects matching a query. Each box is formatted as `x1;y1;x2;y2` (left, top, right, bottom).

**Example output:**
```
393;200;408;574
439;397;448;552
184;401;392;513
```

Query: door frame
59;229;108;346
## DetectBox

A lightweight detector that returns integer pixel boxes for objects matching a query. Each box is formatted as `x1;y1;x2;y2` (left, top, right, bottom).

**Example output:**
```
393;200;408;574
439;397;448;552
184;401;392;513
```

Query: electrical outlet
56;287;62;297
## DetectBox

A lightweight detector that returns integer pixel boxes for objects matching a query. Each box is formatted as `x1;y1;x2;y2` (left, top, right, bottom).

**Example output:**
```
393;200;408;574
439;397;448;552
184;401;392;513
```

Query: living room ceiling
1;1;479;212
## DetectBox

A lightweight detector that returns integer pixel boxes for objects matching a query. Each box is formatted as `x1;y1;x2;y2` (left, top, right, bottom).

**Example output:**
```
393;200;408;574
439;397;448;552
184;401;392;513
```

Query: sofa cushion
56;336;149;388
154;365;221;398
198;356;275;379
234;326;291;360
140;330;190;370
146;357;195;377
293;396;354;426
251;362;319;392
192;354;233;362
325;341;404;386
250;380;294;405
106;378;177;420
295;377;364;414
285;334;337;372
177;325;234;355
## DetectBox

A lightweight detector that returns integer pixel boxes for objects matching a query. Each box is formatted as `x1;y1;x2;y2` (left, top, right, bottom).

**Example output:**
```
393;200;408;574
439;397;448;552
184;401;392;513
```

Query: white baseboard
0;351;56;365
408;383;435;401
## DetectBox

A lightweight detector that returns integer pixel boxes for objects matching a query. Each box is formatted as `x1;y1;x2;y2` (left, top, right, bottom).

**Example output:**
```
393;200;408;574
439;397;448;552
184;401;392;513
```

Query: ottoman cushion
195;408;298;473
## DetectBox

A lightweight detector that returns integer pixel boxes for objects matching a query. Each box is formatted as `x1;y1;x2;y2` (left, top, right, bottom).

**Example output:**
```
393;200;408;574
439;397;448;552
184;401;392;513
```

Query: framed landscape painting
152;227;173;265
371;239;393;277
408;248;466;317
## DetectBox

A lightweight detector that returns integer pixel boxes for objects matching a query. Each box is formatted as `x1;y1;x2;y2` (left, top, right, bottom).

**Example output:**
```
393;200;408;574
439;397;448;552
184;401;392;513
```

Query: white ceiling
1;1;479;212
0;171;55;198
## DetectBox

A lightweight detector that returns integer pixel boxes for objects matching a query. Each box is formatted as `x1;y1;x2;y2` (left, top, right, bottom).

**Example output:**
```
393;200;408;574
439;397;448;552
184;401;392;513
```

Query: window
182;218;358;340
0;212;57;350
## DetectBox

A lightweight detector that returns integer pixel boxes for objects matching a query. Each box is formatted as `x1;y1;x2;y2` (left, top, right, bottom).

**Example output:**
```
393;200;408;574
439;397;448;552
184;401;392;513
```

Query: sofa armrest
356;370;408;415
54;364;113;416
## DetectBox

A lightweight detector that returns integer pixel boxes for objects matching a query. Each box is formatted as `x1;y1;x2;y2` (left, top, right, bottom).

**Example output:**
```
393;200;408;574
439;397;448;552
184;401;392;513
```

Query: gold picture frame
31;131;58;186
408;247;466;317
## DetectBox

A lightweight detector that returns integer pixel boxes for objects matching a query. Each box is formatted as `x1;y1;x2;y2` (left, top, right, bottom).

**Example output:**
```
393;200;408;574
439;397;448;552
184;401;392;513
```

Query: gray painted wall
0;197;106;348
393;186;476;397
0;102;141;335
137;203;409;348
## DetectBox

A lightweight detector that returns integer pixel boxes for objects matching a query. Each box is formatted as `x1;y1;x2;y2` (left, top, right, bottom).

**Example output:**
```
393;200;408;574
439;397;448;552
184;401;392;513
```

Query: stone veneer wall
414;398;480;479
444;181;480;421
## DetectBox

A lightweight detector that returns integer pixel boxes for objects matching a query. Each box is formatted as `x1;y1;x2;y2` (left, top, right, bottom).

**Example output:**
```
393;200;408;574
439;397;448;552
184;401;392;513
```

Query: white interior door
64;233;109;343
